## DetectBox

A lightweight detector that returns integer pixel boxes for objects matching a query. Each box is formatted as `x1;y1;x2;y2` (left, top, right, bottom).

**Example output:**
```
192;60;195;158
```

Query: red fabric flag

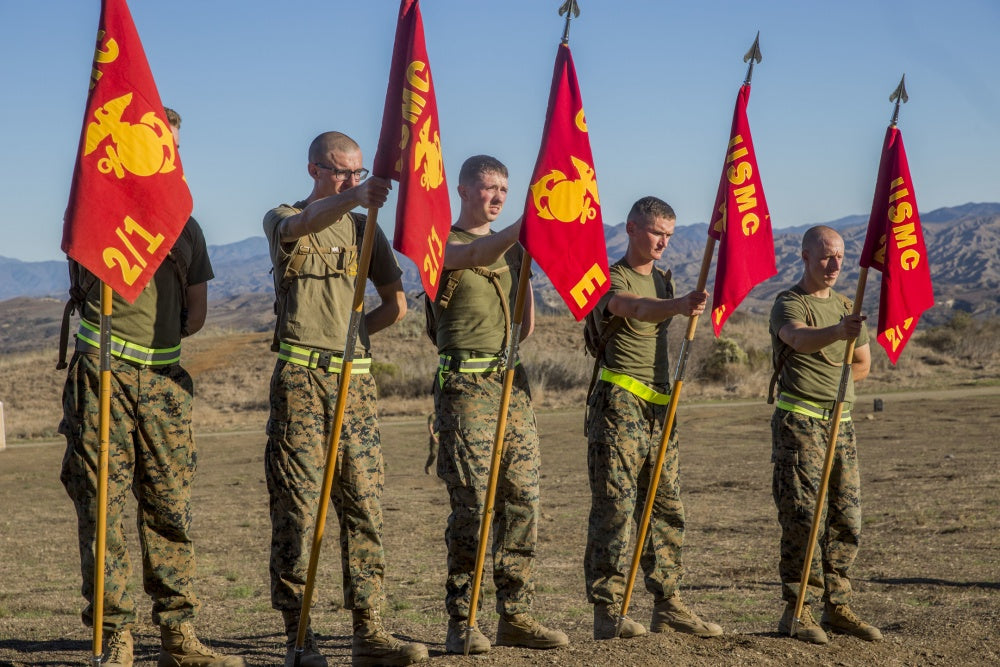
859;125;934;364
707;84;776;336
373;0;451;300
520;44;610;321
61;0;192;304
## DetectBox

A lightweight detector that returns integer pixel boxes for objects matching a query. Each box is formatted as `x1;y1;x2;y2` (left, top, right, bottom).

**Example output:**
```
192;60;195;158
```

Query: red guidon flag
373;0;450;299
62;0;192;303
520;44;609;321
859;125;934;364
707;83;776;336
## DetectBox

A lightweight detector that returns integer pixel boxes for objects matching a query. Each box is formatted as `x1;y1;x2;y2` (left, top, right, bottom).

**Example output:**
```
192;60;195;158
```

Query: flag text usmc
871;176;923;271
715;134;762;236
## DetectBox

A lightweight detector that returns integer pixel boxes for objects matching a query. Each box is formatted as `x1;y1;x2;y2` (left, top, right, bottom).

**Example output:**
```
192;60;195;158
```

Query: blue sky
2;0;997;262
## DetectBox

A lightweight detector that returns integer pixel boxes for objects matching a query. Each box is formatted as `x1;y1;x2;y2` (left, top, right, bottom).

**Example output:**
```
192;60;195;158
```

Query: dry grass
2;308;997;443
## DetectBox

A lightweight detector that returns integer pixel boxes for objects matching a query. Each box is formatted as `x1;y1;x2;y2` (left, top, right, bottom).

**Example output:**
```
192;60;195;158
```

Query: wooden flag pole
789;267;869;636
464;254;533;655
619;236;715;623
91;282;113;666
291;208;380;667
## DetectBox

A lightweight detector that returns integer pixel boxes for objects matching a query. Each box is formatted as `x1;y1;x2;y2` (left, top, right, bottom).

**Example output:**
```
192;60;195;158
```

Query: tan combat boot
282;610;328;667
495;613;569;649
822;602;884;641
651;593;723;637
778;601;829;645
104;628;133;667
593;602;647;640
158;622;245;667
444;616;490;655
351;608;428;666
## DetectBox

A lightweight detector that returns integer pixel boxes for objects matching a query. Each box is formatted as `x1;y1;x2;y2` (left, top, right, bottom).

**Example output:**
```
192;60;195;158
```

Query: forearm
182;283;208;336
781;323;849;354
444;224;519;269
280;193;360;241
364;301;404;336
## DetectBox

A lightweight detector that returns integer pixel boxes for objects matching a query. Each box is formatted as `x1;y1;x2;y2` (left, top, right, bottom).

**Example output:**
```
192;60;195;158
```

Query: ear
307;162;319;180
457;183;468;202
625;219;636;235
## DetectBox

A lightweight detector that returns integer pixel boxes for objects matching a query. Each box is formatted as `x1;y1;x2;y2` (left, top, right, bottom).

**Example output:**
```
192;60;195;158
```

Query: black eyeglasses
314;163;370;182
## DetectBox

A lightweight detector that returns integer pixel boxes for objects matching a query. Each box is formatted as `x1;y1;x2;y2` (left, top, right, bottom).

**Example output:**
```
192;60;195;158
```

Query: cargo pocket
435;412;470;486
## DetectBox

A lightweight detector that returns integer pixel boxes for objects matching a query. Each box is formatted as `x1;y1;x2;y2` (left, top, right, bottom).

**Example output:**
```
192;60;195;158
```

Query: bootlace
106;631;130;663
799;604;820;628
834;604;862;625
180;624;223;658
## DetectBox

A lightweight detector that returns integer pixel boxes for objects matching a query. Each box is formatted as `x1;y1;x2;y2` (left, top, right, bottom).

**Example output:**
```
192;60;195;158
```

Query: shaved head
308;132;360;164
802;225;842;253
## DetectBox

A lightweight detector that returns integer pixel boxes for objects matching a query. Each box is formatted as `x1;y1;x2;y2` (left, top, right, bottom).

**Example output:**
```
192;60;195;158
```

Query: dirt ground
1;387;997;666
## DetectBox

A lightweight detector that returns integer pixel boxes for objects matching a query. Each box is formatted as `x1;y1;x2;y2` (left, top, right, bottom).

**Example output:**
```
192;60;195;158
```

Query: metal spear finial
559;0;580;45
890;74;908;126
743;31;762;85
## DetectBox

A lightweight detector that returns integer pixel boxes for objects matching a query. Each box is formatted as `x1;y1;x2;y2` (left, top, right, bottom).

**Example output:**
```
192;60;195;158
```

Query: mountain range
3;202;998;324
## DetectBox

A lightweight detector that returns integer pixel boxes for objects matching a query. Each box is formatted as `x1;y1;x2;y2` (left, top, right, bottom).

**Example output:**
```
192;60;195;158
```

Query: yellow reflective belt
76;321;181;366
599;368;670;405
278;342;371;374
436;354;519;388
776;392;851;421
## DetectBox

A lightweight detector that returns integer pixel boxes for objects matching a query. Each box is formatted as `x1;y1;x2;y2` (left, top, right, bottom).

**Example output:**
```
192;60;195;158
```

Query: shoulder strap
57;261;99;370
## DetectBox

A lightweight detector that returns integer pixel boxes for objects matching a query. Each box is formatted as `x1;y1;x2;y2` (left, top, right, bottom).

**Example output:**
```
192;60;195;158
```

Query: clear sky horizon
2;0;997;262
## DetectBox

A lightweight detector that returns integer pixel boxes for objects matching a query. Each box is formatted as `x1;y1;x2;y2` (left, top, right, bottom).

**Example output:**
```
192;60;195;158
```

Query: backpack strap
56;261;99;370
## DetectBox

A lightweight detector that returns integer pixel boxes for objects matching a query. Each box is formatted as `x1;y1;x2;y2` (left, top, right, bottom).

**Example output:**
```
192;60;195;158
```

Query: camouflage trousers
584;380;685;605
265;360;385;612
59;352;200;631
434;364;539;618
771;409;861;605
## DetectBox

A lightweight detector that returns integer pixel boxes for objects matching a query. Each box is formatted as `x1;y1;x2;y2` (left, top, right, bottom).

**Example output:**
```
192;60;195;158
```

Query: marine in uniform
584;196;721;640
263;131;426;666
430;155;568;654
770;225;882;644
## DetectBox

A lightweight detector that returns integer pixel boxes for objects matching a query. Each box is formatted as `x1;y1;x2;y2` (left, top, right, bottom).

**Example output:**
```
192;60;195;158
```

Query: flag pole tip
890;74;908;104
558;0;581;44
743;32;762;64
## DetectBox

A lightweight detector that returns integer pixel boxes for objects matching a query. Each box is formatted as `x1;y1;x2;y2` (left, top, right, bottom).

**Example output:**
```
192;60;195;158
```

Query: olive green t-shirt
594;259;675;386
769;284;870;404
81;217;213;349
432;227;521;356
264;202;402;353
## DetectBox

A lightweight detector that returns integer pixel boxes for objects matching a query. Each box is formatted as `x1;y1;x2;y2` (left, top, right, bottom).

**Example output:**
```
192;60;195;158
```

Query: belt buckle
315;350;334;370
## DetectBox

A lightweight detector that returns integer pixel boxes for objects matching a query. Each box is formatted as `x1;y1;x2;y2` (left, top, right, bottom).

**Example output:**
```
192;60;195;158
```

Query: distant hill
4;202;999;324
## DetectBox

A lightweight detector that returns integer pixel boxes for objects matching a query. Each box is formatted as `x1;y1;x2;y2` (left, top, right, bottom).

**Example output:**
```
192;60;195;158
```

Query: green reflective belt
278;342;371;374
437;353;519;388
76;320;181;366
776;391;851;421
437;354;513;373
599;368;671;405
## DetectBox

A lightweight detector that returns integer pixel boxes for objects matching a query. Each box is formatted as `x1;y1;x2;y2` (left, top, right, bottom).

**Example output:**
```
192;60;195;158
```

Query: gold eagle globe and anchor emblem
413;117;444;191
529;155;600;224
84;92;178;179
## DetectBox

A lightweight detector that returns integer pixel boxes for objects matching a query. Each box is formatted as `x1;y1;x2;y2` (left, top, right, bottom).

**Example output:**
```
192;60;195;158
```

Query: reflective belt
776;391;851;421
599;368;671;405
76;320;181;366
278;342;371;374
436;353;518;388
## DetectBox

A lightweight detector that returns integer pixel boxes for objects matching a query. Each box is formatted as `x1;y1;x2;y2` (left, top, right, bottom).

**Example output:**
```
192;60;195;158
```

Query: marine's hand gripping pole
463;254;533;655
291;208;380;667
